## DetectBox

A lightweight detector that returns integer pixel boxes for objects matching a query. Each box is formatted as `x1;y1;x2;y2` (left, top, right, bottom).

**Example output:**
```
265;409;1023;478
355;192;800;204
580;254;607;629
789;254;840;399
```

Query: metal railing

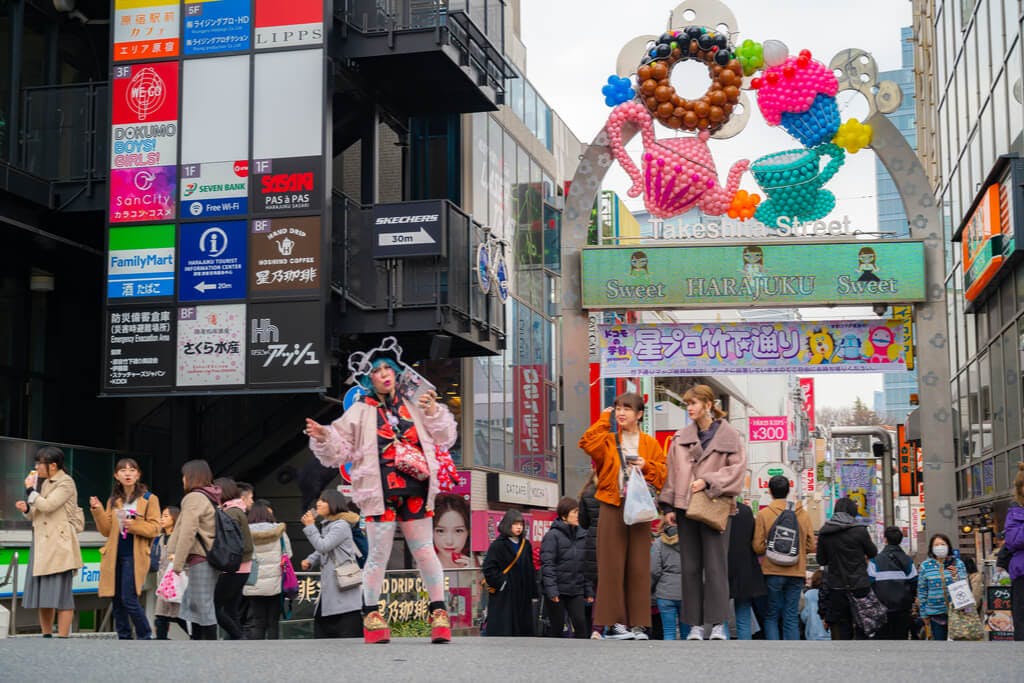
19;83;108;182
0;551;18;637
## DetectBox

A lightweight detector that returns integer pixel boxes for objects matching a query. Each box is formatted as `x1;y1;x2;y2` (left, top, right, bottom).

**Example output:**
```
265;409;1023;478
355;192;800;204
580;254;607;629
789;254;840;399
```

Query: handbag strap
502;538;526;575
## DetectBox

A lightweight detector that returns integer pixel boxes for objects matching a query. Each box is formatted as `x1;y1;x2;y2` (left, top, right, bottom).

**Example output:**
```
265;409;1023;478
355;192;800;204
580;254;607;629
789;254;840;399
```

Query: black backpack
196;494;244;572
765;502;801;566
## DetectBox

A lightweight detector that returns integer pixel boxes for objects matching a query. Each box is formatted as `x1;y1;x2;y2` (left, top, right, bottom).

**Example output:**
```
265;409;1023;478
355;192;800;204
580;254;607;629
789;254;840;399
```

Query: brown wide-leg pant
595;501;651;628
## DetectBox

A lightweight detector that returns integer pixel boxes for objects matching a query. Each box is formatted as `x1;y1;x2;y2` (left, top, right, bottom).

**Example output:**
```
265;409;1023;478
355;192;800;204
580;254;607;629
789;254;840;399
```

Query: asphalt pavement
6;636;1024;682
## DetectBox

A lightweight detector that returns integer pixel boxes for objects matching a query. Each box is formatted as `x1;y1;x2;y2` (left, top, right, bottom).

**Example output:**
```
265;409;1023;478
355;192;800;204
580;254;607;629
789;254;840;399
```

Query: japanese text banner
599;319;909;376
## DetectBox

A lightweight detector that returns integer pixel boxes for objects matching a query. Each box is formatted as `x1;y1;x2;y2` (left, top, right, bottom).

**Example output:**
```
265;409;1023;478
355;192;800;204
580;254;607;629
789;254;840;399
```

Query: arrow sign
377;228;436;246
194;281;217;293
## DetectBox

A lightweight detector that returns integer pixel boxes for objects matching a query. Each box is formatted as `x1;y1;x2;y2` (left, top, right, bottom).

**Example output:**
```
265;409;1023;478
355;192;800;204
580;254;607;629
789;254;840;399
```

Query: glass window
1001;267;1016;325
1008;41;1023;142
510;68;524;122
966;28;979;122
471;114;488;224
523;81;537;137
473;356;492;468
0;10;10;161
502;128;515;240
488;116;504;231
993;70;1010;155
1003;328;1021;444
992;336;1006;450
979;349;993;452
977;3;992;94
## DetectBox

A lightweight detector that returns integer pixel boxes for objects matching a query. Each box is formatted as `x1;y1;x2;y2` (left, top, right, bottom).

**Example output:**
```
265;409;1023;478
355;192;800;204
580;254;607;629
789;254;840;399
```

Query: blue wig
357;357;403;390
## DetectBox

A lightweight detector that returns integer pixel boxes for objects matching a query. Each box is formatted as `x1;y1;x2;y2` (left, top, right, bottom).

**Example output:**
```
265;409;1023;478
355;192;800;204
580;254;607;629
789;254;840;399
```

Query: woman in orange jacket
578;392;666;640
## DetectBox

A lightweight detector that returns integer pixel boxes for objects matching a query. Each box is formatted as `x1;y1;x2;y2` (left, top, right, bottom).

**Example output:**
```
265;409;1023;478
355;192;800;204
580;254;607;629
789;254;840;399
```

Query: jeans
927;617;948;641
733;599;754;640
656;599;690;640
764;575;803;640
112;554;151;640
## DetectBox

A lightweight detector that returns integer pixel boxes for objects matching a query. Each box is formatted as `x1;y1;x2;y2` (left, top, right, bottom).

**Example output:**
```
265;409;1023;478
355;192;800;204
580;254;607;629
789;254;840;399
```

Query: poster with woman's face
433;493;474;569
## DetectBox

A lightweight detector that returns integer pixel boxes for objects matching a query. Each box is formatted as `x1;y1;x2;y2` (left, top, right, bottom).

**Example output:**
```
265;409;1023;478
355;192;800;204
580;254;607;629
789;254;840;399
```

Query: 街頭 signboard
254;0;323;49
372;201;446;258
180;161;249;218
113;0;180;61
107;224;176;299
248;301;323;386
183;0;252;55
178;220;247;301
250;216;320;296
251;157;323;215
105;307;175;389
581;241;927;309
176;304;246;386
749;416;789;442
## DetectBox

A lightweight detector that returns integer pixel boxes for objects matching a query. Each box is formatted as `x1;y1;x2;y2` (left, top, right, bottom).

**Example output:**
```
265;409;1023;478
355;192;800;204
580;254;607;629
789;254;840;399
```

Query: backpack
996;545;1012;571
765;502;801;566
196;494;244;572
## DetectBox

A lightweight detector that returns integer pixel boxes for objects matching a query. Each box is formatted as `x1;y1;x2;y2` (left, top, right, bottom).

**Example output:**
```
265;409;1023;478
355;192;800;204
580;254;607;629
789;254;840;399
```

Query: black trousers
190;623;218;640
314;603;362;638
247;595;282;640
546;595;588;638
214;572;250;640
876;610;911;640
1013;575;1024;642
154;615;188;640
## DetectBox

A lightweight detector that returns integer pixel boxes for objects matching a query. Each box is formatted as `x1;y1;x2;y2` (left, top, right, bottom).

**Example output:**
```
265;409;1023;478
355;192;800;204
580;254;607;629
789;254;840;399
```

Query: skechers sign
580;241;926;309
180;161;248;218
372;200;446;258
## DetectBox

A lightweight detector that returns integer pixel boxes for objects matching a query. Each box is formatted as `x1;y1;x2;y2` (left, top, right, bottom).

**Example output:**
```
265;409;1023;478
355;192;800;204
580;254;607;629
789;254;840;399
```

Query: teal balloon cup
751;143;846;228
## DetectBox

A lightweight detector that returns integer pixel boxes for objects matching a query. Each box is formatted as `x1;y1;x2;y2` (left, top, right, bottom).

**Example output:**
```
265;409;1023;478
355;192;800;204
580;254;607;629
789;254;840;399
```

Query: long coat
25;470;83;576
661;420;747;514
482;536;537;636
303;513;362;617
728;502;766;602
91;491;161;597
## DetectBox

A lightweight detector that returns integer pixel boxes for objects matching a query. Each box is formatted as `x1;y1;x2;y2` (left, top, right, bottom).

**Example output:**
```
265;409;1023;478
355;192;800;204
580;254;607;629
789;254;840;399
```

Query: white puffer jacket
243;522;292;597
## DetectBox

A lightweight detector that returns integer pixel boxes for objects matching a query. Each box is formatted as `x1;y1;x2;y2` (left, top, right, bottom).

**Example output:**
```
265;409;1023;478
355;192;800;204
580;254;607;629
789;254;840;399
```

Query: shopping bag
622;467;658;525
946;579;974;611
156;566;187;604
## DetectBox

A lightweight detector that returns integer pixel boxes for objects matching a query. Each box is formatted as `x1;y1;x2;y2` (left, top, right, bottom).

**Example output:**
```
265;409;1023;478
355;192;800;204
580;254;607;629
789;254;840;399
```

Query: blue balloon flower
601;74;635;107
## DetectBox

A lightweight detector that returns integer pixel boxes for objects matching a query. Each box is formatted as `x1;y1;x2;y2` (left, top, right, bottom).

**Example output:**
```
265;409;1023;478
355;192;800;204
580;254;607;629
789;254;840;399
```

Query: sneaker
362;611;391;644
631;627;649;640
590;630;604;640
686;625;705;640
429;608;451;644
604;623;636;640
709;623;727;640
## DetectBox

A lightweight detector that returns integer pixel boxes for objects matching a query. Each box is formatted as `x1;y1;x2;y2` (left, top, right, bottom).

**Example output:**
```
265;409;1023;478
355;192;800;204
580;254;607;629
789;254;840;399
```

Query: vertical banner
799;377;815;432
836;459;878;523
891;306;915;371
513;365;548;477
897;424;916;496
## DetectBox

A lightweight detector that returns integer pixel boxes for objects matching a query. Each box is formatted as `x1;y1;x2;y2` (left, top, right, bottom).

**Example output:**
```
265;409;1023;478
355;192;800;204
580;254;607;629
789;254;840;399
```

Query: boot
429;608;451;644
363;610;390;644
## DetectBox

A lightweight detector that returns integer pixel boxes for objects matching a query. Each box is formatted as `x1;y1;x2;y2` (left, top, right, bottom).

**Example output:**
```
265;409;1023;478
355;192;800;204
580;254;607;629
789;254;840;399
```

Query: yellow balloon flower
833;118;873;154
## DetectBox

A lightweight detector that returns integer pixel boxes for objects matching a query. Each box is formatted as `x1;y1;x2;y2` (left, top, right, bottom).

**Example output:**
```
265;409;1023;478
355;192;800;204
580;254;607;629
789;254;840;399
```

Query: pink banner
749;416;789;442
800;377;815;431
470;509;558;553
514;365;548;471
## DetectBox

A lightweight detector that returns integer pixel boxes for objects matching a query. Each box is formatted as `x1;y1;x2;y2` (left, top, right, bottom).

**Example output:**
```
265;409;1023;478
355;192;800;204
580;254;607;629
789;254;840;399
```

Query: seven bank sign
181;161;249;218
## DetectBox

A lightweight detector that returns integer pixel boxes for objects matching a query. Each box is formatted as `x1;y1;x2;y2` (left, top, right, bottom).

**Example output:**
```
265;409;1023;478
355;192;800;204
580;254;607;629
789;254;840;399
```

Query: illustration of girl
629;251;649;277
741;246;765;280
856;247;880;282
434;493;474;569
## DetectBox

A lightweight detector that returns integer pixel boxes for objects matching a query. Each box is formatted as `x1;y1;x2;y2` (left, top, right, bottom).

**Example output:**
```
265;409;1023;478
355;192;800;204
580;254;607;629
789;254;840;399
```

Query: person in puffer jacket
243;501;293;639
868;526;917;640
651;516;688;640
540;497;594;638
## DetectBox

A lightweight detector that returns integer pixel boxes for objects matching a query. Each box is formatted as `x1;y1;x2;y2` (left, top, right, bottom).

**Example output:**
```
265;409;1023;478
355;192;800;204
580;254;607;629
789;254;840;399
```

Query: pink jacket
309;400;457;517
659;419;747;515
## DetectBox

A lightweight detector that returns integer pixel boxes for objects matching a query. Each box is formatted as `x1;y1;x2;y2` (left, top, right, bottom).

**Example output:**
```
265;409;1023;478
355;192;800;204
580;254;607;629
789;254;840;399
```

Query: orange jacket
578;413;666;507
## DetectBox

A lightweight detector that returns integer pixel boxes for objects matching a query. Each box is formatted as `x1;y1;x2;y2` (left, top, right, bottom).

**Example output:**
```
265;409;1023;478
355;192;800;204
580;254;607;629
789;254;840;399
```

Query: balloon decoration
601;20;878;228
833;118;874;154
602;74;636;107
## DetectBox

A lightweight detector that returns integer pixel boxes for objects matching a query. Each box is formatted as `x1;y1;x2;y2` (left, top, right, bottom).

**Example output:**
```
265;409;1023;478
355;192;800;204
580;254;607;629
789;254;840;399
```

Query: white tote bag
622;467;659;525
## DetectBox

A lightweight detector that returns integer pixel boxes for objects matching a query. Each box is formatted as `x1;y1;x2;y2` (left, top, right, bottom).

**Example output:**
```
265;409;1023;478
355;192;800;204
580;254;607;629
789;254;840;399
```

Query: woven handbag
685;490;732;533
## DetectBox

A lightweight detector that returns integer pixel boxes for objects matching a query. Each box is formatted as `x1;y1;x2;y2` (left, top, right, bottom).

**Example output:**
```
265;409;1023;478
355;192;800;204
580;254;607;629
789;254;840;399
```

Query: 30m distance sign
372;200;445;258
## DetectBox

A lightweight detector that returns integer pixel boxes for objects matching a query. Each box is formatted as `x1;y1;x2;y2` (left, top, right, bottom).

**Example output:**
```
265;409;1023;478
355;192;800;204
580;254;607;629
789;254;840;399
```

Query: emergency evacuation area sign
372;200;445;258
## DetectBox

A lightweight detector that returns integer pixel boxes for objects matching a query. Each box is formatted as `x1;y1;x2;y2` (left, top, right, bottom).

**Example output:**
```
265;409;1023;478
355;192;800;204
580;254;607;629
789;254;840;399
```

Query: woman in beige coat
89;458;161;639
15;446;83;637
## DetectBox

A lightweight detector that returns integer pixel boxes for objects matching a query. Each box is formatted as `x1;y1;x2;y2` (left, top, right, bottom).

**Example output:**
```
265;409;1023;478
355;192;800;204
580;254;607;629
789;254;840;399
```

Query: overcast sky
520;0;916;409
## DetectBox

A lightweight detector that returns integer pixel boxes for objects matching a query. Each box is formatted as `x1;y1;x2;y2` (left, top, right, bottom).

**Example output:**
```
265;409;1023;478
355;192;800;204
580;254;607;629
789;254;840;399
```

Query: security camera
872;303;887;317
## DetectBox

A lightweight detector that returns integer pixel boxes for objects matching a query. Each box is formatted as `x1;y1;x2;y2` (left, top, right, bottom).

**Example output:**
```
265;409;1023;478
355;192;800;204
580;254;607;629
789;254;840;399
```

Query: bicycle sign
477;229;509;304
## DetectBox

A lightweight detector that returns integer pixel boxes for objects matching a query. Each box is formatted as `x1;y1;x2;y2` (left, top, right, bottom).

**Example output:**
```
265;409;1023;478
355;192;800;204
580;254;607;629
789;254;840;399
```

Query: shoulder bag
280;536;299;598
940;564;984;641
331;534;364;591
483;539;525;594
685;490;732;533
832;549;887;638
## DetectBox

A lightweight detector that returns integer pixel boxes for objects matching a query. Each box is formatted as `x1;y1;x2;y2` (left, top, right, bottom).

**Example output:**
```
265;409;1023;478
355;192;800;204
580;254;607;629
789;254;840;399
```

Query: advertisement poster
471;510;557;553
598;319;908;376
749;416;789;442
754;463;797;506
986;586;1015;640
250;216;321;295
0;549;102;598
799;377;815;431
178;220;247;301
254;0;323;48
176;304;246;386
247;301;323;386
110;166;177;223
184;0;251;55
513;364;548;478
105;307;175;389
836;459;878;522
111;62;179;124
113;1;180;60
251;157;323;215
111;120;177;169
107;224;175;299
581;241;927;309
180;161;248;218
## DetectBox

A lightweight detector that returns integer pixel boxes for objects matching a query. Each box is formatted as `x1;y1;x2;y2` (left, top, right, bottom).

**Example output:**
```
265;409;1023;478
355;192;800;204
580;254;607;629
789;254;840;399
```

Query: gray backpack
765;502;800;566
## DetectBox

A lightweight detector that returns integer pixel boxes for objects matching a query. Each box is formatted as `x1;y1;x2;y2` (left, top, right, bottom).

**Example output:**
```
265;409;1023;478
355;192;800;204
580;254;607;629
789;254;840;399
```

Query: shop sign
897;424;916;496
184;0;251;55
107;224;176;299
251;157;323;215
176;304;246;386
254;0;323;48
105;307;175;389
372;200;445;258
581;241;926;309
113;1;180;60
801;467;815;495
111;121;177;169
749;416;788;442
250;216;321;295
754;463;797;506
986;586;1015;640
180;161;249;218
110;166;177;223
514;364;548;474
487;472;558;508
178;220;247;301
247;301;323;386
891;305;914;371
962;186;1004;302
0;548;101;597
112;62;179;124
652;213;857;241
598;319;908;376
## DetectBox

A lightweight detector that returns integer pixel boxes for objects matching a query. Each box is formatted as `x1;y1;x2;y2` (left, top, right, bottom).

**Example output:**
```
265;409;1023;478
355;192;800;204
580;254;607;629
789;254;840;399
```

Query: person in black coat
577;475;601;636
482;509;537;636
816;497;878;640
541;497;594;639
728;500;767;639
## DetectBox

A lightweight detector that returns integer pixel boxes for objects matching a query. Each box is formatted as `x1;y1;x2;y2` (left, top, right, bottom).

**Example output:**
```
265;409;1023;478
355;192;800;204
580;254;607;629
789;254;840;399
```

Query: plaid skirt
178;560;219;626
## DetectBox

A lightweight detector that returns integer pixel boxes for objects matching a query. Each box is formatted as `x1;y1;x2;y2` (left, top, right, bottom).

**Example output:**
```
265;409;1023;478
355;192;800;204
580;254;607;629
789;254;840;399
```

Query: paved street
6;637;1023;682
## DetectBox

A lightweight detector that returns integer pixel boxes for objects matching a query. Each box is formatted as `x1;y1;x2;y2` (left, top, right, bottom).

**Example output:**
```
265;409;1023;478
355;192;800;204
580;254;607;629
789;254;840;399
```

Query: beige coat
166;490;217;573
25;470;83;576
660;420;747;515
91;491;161;597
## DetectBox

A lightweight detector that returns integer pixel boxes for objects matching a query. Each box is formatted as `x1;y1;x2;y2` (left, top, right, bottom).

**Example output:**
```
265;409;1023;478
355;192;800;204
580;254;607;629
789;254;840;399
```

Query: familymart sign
580;241;926;309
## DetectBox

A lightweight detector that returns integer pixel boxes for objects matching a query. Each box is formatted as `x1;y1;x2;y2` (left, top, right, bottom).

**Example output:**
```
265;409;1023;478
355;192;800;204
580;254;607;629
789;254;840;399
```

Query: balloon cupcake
752;42;840;148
